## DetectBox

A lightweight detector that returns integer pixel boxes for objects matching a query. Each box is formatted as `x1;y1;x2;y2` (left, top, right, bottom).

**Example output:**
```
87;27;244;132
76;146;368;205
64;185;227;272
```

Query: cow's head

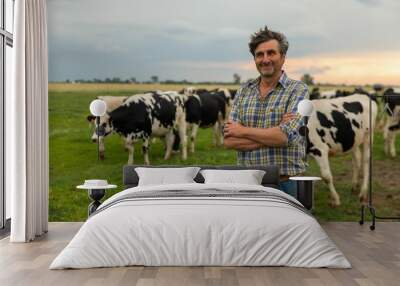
229;89;238;100
353;87;370;96
182;86;197;95
86;113;113;143
373;83;384;92
384;88;395;95
218;88;234;105
335;90;352;98
310;87;320;100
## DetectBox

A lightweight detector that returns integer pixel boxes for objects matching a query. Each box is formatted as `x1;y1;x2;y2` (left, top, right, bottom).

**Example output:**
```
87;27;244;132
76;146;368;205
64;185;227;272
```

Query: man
224;26;309;198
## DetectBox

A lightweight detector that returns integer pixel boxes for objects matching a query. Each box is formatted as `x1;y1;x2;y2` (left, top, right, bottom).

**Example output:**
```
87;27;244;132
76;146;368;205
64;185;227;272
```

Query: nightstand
289;176;321;210
77;180;117;216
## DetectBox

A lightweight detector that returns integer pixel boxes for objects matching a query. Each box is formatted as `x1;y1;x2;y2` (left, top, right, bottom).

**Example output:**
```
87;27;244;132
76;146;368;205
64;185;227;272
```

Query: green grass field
49;83;400;222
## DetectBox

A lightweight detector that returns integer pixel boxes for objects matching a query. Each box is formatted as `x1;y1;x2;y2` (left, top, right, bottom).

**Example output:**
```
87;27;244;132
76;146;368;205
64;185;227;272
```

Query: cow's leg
125;140;134;165
99;137;105;160
164;132;174;160
383;118;391;155
142;138;150;165
187;124;193;153
218;125;224;146
92;133;106;159
359;131;374;203
383;112;399;157
178;121;188;160
171;129;180;154
383;114;389;140
217;112;225;146
189;123;199;153
212;122;220;146
388;131;397;157
378;113;387;132
312;152;341;206
212;123;218;146
351;146;362;193
383;134;396;157
384;130;390;156
381;114;390;140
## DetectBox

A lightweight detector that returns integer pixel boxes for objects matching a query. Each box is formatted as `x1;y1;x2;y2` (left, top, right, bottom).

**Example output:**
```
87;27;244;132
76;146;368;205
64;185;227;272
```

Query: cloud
285;50;400;85
47;0;400;84
290;66;332;76
354;0;381;6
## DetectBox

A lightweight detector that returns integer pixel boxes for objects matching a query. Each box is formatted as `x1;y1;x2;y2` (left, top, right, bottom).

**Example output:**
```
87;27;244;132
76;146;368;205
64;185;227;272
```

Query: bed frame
123;165;281;189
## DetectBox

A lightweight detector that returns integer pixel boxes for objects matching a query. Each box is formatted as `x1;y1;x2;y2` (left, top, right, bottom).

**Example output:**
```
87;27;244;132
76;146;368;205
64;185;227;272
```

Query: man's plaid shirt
229;71;309;176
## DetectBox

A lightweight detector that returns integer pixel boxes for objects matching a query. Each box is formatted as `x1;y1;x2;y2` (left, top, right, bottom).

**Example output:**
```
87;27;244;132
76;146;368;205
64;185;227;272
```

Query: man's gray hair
248;26;289;57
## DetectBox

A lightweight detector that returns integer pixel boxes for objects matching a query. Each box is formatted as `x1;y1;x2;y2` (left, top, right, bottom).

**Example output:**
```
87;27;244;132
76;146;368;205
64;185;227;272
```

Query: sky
47;0;400;85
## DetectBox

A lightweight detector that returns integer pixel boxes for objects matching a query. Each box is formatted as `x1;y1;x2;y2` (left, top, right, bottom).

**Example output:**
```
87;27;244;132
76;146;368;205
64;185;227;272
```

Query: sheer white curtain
7;0;49;242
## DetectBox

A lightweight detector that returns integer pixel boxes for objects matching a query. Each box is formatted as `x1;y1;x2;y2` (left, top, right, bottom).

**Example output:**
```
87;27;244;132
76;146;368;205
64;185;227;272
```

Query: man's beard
258;64;275;77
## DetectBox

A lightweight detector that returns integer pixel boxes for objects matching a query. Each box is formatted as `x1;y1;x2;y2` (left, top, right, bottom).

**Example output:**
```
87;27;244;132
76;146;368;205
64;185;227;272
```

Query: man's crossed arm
223;113;297;151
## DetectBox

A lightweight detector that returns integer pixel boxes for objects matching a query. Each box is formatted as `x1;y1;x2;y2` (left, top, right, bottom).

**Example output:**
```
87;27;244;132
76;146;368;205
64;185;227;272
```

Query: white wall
6;44;12;219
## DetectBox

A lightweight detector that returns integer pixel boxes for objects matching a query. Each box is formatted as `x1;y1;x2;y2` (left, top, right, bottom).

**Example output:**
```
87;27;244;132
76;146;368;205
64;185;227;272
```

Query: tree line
62;73;243;85
62;73;334;86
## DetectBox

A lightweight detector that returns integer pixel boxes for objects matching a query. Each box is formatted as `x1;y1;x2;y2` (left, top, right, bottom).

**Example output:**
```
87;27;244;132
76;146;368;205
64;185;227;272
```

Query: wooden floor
0;222;399;286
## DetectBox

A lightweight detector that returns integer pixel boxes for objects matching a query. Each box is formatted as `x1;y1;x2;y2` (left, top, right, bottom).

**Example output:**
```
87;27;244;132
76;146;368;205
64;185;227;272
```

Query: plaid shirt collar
248;70;290;90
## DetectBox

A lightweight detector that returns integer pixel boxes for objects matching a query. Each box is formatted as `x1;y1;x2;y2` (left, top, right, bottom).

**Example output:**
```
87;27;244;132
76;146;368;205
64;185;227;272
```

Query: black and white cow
87;96;128;159
319;89;338;99
93;91;188;165
310;88;337;100
228;89;238;100
181;87;233;152
306;94;378;206
382;88;400;157
310;87;365;100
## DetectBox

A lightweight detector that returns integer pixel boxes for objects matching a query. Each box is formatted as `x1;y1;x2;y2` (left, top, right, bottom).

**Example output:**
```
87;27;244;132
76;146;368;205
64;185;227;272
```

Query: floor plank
0;222;399;286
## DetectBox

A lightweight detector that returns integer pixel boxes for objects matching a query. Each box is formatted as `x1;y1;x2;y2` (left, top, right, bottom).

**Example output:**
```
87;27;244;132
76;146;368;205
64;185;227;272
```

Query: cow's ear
87;115;96;123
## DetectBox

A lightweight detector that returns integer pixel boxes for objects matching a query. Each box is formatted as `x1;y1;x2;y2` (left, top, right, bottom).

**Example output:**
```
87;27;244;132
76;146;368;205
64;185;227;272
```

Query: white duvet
50;183;351;269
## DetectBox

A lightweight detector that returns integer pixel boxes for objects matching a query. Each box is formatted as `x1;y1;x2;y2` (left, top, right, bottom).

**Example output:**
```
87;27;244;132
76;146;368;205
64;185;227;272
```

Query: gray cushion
123;165;280;189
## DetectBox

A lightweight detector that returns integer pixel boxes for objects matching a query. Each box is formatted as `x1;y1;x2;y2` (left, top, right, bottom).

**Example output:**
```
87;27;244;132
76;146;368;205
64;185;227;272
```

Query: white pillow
135;167;201;186
200;169;266;185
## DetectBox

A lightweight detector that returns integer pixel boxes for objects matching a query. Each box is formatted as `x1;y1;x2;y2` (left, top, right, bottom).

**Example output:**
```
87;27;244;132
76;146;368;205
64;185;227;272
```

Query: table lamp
291;99;319;210
298;98;314;162
89;99;107;161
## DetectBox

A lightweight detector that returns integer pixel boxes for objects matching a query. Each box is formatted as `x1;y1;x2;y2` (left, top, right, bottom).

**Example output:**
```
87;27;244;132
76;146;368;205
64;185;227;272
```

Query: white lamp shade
298;99;314;117
89;99;107;116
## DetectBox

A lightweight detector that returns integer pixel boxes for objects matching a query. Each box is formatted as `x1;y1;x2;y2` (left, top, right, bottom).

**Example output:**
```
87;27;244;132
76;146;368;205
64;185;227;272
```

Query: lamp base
290;176;321;211
87;189;105;216
296;180;314;210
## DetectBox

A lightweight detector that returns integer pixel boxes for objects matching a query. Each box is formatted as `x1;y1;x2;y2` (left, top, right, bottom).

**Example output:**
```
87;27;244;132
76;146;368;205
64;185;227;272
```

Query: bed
50;165;351;269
